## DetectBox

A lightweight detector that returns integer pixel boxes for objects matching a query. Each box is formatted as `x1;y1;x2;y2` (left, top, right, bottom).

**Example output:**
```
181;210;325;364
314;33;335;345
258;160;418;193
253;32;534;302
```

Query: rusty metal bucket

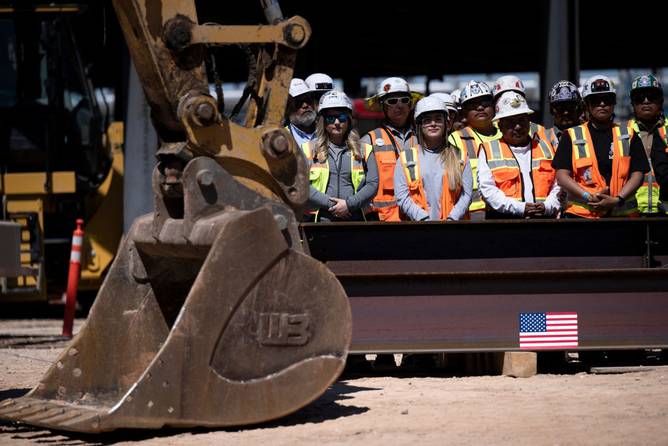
0;158;351;432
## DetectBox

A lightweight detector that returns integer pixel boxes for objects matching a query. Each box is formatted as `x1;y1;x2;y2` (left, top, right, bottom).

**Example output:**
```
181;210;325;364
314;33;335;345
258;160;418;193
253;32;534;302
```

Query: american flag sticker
519;312;579;350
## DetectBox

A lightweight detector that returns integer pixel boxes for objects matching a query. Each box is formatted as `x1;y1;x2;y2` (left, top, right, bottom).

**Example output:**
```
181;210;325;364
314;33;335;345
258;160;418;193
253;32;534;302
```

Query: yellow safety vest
301;141;373;219
448;125;502;213
626;118;668;214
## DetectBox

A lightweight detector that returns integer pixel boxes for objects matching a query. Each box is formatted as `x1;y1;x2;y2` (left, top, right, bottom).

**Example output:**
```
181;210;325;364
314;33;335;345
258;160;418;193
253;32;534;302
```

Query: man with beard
286;78;318;148
552;75;649;218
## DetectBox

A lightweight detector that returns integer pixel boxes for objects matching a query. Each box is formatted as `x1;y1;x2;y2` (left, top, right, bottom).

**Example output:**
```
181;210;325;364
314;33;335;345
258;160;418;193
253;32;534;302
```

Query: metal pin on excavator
0;0;351;432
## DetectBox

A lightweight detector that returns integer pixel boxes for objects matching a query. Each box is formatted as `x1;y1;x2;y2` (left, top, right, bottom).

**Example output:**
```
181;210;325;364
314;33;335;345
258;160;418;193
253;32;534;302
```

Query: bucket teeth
0;397;105;431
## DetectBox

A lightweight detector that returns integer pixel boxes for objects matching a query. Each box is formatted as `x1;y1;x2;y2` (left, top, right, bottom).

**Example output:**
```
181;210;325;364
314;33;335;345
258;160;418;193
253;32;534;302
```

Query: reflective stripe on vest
448;126;501;212
301;141;370;195
627;118;666;213
368;127;403;218
530;122;553;149
566;123;638;218
482;137;555;202
399;145;467;219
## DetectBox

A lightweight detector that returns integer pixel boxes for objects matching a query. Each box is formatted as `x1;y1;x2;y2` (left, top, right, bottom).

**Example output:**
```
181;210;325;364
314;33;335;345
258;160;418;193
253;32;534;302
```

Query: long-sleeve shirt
478;142;562;217
394;146;473;221
307;142;379;221
287;123;315;149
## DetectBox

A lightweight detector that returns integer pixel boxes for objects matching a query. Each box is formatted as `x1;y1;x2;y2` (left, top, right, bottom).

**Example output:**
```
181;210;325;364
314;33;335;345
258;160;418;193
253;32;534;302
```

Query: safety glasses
631;90;662;104
587;94;615;106
324;113;350;124
463;98;493;110
384;96;411;105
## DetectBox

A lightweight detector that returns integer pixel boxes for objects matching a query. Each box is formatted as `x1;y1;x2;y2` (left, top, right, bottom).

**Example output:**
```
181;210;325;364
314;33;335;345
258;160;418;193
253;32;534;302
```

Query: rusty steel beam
301;219;668;353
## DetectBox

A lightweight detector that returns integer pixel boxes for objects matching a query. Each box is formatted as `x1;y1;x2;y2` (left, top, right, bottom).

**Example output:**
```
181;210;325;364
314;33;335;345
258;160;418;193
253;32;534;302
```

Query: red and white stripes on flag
519;312;578;350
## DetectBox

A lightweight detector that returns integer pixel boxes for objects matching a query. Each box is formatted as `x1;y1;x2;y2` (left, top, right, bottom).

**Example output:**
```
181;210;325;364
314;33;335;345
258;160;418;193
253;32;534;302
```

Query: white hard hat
377;77;411;98
493;75;526;98
365;76;422;110
429;92;457;113
493;91;534;121
459;80;493;105
289;78;310;98
451;89;462;108
414;96;447;121
581;74;616;99
305;73;334;93
318;90;353;113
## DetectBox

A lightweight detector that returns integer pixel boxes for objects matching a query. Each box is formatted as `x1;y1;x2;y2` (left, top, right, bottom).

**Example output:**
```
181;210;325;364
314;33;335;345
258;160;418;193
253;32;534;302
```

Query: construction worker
302;90;378;222
478;92;561;219
493;74;553;146
547;80;582;147
286;78;318;148
552;75;649;218
626;74;667;215
394;96;473;221
305;72;334;100
428;92;458;133
361;77;421;221
450;88;465;130
449;80;502;219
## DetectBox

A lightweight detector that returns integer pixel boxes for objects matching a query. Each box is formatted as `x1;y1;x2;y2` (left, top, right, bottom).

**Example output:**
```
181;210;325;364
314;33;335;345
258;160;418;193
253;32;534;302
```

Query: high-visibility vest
529;122;559;150
398;145;468;220
480;137;556;205
545;127;561;150
564;123;638;218
625;118;668;213
367;127;417;221
301;141;373;220
448;126;502;213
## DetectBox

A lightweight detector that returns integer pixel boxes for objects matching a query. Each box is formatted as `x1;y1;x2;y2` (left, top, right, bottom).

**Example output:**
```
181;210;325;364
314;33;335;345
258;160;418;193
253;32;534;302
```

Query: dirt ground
1;319;668;446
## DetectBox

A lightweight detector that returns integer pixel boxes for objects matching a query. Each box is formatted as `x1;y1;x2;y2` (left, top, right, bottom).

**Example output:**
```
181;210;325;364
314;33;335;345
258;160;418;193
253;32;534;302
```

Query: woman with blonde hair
301;90;378;221
394;96;473;221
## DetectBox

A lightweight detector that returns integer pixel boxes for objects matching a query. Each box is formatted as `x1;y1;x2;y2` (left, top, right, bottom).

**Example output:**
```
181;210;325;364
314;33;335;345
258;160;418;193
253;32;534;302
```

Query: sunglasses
631;90;662;103
324;113;350;124
384;96;411;105
463;99;494;110
587;94;615;106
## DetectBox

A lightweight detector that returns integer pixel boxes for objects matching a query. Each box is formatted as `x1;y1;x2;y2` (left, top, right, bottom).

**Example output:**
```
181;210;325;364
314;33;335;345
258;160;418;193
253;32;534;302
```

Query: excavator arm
0;0;351;433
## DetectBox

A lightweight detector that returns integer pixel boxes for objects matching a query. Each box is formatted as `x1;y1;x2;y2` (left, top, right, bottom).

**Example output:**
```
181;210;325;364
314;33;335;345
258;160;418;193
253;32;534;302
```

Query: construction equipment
0;0;351;433
0;4;124;302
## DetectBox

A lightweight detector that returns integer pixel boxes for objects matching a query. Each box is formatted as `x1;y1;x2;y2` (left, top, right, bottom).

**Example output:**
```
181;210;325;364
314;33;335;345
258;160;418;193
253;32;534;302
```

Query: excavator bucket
0;158;351;432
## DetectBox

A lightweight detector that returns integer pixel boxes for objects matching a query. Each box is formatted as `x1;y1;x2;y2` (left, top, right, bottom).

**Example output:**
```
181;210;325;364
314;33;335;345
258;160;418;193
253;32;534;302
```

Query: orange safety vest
367;127;417;221
564;123;639;218
530;122;553;148
541;125;562;150
480;136;556;204
398;145;468;220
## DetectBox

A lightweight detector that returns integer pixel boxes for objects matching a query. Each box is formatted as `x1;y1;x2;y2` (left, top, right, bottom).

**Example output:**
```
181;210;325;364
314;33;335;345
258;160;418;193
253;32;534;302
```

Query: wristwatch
616;195;626;207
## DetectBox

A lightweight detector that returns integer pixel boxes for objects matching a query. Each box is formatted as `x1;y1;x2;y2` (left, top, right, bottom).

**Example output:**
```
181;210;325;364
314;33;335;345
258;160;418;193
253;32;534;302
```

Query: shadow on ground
0;382;374;445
